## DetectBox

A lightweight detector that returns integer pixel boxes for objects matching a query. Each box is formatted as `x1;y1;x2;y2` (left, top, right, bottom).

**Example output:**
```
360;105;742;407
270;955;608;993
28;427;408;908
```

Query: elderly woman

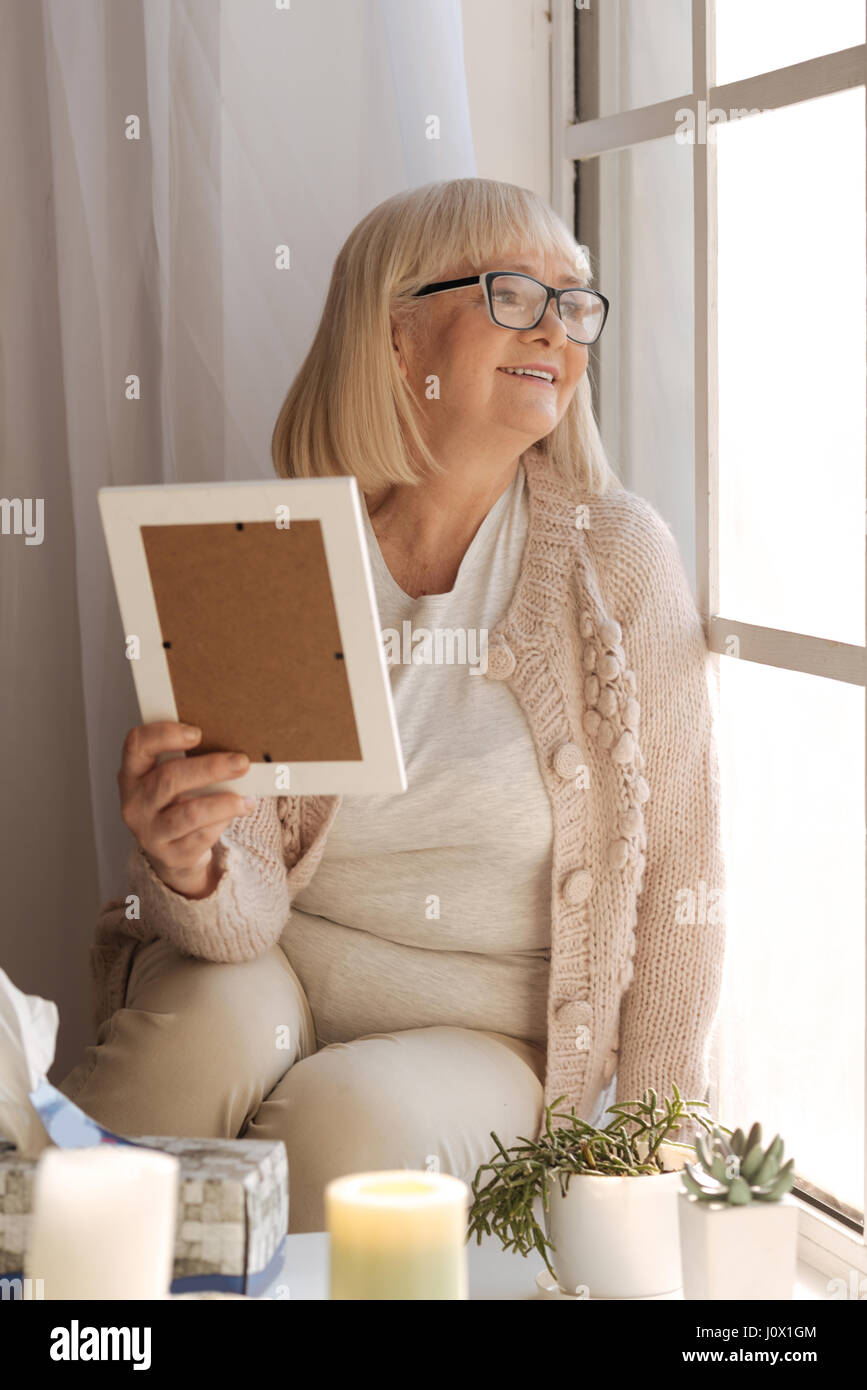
60;178;725;1233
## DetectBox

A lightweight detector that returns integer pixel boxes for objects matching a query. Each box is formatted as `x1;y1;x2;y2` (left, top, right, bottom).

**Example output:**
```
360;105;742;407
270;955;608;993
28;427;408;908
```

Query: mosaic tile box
0;1136;288;1297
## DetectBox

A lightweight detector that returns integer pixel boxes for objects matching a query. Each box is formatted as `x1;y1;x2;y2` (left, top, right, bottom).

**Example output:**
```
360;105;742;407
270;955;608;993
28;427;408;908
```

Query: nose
520;297;569;348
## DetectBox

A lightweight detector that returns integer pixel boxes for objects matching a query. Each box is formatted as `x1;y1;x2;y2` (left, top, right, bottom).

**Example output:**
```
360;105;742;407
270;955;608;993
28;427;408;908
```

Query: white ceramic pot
543;1141;692;1298
678;1190;799;1300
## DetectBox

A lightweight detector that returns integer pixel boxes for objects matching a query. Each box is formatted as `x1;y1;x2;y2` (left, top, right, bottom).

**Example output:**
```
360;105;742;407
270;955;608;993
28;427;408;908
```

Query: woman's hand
118;721;256;899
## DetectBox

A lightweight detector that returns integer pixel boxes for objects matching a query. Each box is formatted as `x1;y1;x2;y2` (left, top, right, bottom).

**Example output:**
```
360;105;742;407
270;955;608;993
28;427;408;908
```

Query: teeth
503;367;554;382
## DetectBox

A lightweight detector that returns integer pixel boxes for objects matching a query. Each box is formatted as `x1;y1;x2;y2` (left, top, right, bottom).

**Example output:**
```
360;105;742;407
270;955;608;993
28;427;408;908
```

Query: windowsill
271;1232;844;1300
796;1194;867;1290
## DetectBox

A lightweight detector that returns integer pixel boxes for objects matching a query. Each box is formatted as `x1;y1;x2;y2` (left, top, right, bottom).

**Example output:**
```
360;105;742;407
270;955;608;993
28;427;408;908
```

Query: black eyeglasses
412;271;610;345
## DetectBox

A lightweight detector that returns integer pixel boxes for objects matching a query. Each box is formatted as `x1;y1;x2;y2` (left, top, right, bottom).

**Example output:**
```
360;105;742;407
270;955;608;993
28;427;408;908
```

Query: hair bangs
391;180;593;296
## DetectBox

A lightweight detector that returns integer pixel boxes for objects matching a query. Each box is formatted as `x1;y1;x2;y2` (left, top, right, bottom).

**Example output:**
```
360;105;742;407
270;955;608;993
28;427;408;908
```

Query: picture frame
98;477;406;796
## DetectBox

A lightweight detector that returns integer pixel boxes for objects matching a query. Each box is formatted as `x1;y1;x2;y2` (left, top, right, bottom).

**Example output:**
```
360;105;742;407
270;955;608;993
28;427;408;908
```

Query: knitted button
583;674;600;706
621;806;643;836
634;774;650;803
597;686;617;718
485;641;516;680
562;869;593;906
611;729;635;765
597;719;616;750
599;618;622;648
579;612;594;639
607;837;630;870
582;646;597;672
624;669;637;695
552;742;583;779
598;653;620;682
582;709;601;739
623;696;640;731
554;999;593;1029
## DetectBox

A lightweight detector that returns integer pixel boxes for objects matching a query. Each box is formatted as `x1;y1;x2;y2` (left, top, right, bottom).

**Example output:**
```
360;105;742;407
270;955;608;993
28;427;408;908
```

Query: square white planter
678;1190;799;1300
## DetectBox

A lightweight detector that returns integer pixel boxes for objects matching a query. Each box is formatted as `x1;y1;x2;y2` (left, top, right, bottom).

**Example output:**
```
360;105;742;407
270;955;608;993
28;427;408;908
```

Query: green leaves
740;1140;767;1183
681;1124;796;1205
754;1135;784;1188
759;1158;796;1201
681;1166;717;1200
727;1176;752;1205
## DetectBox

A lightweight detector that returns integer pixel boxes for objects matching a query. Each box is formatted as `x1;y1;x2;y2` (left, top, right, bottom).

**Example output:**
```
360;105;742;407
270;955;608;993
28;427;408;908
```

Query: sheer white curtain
0;0;475;1077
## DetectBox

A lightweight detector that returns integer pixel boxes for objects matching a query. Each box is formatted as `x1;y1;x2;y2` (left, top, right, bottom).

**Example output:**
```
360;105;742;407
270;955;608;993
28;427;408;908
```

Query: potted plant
468;1084;718;1298
678;1122;798;1300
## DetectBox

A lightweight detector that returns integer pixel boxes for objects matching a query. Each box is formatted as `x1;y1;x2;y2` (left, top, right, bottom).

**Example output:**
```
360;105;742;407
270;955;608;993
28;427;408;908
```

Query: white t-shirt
281;462;554;1046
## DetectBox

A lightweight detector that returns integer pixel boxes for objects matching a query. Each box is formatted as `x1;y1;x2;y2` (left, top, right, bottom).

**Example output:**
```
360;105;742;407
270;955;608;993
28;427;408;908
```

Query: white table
263;1233;828;1301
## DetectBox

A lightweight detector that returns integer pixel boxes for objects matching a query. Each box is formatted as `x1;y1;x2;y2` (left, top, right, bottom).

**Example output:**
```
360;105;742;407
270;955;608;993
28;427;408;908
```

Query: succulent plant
682;1122;795;1204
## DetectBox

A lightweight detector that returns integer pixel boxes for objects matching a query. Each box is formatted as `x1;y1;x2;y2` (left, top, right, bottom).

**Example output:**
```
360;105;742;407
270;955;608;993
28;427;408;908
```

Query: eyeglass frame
411;271;610;346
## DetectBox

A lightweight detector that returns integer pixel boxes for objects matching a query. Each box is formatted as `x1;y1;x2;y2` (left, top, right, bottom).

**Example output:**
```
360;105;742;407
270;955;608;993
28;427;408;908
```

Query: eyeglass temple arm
412;276;483;298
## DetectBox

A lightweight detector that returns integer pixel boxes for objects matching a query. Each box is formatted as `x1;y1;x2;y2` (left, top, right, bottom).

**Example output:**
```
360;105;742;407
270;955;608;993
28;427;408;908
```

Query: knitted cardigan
89;451;726;1133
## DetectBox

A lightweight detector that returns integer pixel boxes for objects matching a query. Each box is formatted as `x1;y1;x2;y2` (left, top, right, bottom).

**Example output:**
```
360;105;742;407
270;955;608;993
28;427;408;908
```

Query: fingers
155;792;253;850
143;789;260;880
142;748;251;818
118;721;203;805
118;721;253;848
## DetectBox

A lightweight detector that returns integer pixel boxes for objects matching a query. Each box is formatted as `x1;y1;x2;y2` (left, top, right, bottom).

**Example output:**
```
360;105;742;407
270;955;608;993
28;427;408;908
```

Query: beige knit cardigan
89;452;726;1133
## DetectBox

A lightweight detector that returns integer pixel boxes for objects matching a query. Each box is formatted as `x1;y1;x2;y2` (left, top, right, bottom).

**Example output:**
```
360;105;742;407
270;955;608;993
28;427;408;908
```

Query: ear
389;311;410;381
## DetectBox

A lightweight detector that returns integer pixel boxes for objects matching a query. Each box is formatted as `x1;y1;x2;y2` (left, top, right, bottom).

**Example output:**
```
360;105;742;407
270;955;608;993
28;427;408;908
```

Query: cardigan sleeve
610;500;727;1127
118;794;293;963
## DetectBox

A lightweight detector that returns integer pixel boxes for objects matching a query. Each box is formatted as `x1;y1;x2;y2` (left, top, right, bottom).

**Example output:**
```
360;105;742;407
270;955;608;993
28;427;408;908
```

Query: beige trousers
58;938;547;1233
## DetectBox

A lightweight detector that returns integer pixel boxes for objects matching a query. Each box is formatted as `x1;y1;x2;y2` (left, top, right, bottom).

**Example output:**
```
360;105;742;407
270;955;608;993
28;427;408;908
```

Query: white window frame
550;0;867;1282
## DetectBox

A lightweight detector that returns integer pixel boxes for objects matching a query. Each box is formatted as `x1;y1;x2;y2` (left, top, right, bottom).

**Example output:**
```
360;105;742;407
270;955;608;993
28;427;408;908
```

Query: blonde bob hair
271;177;622;497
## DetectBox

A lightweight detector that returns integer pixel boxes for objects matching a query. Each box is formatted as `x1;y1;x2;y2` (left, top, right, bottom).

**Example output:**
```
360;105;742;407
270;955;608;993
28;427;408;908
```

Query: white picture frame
98;476;406;796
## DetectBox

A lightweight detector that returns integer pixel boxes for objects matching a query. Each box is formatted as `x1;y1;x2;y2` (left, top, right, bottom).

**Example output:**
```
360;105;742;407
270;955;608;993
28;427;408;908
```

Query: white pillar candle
24;1146;179;1300
325;1170;470;1300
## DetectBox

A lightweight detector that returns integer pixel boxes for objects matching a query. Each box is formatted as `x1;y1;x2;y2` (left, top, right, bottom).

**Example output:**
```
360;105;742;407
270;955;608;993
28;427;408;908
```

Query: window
551;0;866;1271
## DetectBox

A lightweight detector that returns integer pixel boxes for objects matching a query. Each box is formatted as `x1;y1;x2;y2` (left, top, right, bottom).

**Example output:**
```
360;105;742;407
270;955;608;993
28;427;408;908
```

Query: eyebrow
497;260;588;287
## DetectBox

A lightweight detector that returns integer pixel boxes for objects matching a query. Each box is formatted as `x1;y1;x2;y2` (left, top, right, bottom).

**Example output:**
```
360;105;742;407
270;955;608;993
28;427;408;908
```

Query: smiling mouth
497;367;557;388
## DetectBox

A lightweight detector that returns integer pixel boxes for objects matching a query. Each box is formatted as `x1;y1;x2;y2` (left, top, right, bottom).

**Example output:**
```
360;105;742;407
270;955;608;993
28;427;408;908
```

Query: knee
281;1050;428;1166
253;1053;430;1233
126;943;308;1074
130;941;288;1019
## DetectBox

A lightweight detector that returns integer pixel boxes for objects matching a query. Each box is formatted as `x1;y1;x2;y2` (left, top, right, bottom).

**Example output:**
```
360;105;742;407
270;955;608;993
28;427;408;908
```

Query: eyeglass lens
489;274;604;343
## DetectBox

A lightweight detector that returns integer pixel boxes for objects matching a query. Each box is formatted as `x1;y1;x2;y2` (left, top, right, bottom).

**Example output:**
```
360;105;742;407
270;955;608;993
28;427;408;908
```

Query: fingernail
182;726;200;741
230;754;248;771
243;797;257;811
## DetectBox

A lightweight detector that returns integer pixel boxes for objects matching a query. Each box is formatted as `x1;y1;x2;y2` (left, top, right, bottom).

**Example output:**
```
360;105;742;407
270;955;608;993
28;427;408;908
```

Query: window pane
582;136;696;587
578;0;692;120
715;0;864;87
716;656;865;1216
717;89;865;645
